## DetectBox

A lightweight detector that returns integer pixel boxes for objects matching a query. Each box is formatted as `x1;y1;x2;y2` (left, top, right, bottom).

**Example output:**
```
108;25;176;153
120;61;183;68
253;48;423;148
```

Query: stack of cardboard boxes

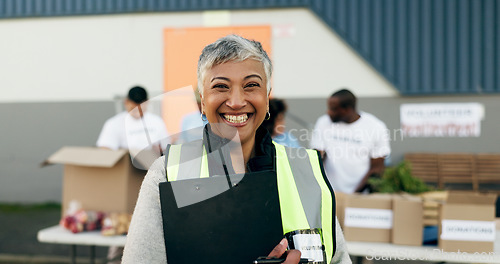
337;191;497;253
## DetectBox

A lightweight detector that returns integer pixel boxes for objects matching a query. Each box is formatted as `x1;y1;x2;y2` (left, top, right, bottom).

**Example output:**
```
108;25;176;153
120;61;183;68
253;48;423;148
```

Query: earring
200;113;207;121
265;111;271;120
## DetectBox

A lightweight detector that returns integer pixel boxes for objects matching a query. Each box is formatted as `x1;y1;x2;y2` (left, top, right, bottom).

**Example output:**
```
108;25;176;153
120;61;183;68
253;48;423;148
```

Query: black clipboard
159;171;283;264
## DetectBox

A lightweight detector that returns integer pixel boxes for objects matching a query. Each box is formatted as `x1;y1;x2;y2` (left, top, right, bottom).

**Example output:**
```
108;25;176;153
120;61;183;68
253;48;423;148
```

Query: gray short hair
197;34;272;95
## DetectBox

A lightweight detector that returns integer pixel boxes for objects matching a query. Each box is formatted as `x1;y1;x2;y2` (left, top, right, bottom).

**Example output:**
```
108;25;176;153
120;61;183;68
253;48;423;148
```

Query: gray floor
0;205;108;263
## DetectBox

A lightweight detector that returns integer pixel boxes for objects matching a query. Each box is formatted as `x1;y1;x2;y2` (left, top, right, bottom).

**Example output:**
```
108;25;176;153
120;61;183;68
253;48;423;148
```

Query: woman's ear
266;88;271;112
200;93;205;114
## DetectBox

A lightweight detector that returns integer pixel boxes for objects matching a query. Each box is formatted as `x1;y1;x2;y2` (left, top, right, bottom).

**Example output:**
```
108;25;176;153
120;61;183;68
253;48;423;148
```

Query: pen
253;257;312;263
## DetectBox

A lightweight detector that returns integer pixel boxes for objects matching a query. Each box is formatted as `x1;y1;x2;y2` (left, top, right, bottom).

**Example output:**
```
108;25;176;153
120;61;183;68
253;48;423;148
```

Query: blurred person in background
178;88;208;143
97;86;170;154
97;86;171;264
261;98;301;148
310;89;390;194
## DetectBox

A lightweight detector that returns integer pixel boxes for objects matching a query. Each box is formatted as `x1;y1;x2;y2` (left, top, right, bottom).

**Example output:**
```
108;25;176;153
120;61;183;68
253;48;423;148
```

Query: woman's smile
221;113;252;125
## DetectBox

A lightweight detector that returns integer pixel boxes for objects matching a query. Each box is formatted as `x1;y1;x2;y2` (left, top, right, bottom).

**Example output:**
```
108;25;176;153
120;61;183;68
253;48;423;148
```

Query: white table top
346;230;500;264
37;225;126;247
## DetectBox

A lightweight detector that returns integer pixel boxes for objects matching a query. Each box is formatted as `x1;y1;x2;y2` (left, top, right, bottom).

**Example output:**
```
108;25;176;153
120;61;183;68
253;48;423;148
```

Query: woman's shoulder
143;155;167;184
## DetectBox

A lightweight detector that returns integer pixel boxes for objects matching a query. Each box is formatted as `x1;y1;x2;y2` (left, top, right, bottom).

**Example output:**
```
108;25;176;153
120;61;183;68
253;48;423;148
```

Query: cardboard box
392;194;423;246
44;146;146;216
343;193;393;243
439;192;497;253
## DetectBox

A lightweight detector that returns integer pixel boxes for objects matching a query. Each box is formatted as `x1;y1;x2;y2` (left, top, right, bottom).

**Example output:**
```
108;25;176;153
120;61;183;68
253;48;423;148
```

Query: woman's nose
226;88;247;109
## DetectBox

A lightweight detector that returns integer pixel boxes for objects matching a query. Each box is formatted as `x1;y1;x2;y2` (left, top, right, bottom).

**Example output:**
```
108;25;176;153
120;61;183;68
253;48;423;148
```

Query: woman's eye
213;84;228;89
245;83;260;88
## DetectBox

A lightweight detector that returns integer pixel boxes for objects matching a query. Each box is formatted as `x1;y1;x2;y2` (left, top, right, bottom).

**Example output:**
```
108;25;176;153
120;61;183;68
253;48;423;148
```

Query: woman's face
201;59;269;146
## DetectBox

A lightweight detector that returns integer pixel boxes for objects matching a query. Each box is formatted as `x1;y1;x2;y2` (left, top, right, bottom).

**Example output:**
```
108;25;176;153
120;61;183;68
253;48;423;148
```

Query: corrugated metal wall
0;0;307;16
310;0;500;95
1;0;498;95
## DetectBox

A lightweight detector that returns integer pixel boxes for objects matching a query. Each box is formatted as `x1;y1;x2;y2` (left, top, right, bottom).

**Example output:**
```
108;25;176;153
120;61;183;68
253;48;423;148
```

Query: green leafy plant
368;161;433;194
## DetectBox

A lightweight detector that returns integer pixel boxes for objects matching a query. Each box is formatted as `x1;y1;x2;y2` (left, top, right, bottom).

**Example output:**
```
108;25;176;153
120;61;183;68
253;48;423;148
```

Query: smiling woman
122;35;351;264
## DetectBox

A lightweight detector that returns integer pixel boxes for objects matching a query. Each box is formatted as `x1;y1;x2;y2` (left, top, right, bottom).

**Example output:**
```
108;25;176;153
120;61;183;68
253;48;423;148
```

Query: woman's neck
204;125;258;174
238;137;256;173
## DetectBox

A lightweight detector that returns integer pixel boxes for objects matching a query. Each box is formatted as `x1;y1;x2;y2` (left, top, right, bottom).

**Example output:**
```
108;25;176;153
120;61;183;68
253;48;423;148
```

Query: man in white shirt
97;86;170;155
96;86;170;263
310;89;391;193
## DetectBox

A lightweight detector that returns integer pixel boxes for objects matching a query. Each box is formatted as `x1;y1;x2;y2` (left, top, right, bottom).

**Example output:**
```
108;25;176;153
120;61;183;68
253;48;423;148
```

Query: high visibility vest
164;140;336;263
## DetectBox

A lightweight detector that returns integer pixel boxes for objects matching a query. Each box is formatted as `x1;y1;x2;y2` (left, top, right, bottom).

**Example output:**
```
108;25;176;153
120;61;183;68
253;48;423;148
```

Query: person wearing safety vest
123;34;351;264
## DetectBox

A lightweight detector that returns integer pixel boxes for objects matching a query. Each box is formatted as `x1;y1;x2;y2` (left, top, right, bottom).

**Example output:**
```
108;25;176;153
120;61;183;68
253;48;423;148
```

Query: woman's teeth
224;114;248;123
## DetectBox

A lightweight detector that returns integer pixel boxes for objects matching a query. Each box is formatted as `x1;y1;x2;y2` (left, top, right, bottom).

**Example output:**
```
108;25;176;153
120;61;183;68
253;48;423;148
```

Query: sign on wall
400;103;484;137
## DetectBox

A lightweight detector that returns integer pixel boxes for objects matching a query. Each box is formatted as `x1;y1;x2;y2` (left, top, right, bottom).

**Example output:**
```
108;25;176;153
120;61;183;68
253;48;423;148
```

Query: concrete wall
0;102;114;203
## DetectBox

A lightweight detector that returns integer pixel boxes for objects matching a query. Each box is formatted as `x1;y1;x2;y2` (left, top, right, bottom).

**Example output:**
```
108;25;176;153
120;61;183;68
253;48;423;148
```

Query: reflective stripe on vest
164;140;334;263
166;140;208;181
274;143;334;263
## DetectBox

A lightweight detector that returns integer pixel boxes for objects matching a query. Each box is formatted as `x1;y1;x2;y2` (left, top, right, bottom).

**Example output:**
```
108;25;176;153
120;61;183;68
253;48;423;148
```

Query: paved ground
0;203;108;264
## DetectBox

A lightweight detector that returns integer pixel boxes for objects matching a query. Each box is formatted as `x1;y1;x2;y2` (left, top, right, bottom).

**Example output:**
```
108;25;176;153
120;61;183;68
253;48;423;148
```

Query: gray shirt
122;156;352;264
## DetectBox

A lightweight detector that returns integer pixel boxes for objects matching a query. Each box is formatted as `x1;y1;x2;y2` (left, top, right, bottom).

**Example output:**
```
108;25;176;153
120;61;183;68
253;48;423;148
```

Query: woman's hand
267;238;301;264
